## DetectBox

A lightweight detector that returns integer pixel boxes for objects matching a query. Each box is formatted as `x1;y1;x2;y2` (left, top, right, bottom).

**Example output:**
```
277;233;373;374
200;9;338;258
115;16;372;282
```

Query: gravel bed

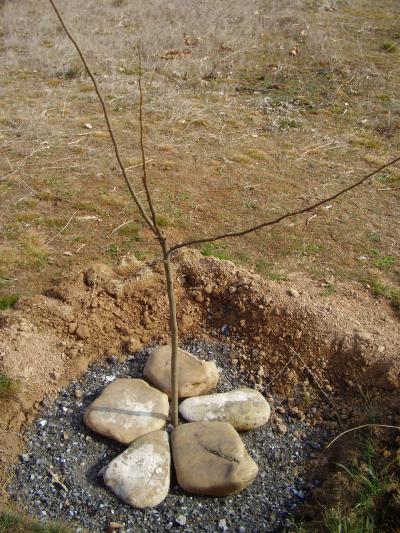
9;340;329;533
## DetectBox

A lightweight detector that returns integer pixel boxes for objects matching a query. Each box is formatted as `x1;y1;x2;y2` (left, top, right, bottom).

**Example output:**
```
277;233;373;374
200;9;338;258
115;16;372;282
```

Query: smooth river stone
83;378;169;445
103;430;170;508
179;388;271;431
171;421;258;496
144;345;219;398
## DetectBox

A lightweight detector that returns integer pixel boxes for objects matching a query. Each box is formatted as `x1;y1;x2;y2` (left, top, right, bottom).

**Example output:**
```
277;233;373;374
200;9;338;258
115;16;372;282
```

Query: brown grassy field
1;0;399;309
0;0;399;530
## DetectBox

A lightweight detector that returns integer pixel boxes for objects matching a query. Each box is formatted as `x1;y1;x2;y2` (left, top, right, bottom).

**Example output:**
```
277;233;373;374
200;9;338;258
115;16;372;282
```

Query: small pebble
176;515;187;526
287;288;299;298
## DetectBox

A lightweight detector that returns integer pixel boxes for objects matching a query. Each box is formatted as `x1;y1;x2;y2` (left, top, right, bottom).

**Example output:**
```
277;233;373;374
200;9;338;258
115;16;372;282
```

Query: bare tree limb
48;0;156;235
137;47;162;237
168;155;400;254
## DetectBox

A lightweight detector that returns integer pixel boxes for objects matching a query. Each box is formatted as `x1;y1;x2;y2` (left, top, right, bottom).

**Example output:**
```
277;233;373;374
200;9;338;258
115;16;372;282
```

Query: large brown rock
144;345;219;398
83;379;169;445
179;388;271;431
171;421;258;496
103;430;170;508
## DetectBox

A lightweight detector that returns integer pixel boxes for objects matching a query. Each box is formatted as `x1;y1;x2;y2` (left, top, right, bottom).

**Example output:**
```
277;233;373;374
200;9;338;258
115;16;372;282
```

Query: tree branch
168;155;400;254
48;0;156;235
137;46;162;237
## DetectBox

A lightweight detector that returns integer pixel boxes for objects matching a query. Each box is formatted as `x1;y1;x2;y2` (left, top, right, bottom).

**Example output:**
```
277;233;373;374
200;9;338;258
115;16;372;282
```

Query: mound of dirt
1;250;399;513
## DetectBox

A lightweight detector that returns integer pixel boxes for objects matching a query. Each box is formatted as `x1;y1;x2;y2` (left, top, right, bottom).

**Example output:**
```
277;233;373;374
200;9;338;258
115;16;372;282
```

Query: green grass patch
380;41;397;53
321;284;336;297
155;215;170;228
279;118;300;129
117;222;140;238
0;511;72;532
367;231;381;243
369;279;400;315
200;243;230;260
0;373;20;398
374;256;396;269
255;260;288;281
0;294;19;310
324;435;400;533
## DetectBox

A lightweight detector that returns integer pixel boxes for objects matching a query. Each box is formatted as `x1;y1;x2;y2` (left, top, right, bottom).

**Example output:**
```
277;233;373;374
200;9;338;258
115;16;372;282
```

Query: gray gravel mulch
9;340;329;533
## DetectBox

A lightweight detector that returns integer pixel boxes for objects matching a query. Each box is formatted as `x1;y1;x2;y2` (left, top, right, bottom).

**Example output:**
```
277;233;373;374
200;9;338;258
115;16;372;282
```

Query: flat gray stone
179;388;271;431
83;378;169;445
103;430;170;508
144;345;219;398
171;421;258;496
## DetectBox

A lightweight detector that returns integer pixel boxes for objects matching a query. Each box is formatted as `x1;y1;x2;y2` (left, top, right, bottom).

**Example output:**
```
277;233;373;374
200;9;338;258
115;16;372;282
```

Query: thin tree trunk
161;243;179;427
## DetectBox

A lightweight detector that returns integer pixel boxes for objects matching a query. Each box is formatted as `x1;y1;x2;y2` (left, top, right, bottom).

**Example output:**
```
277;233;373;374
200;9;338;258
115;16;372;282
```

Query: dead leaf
220;43;234;53
290;46;299;56
161;49;191;60
47;467;68;491
183;33;199;47
83;123;93;129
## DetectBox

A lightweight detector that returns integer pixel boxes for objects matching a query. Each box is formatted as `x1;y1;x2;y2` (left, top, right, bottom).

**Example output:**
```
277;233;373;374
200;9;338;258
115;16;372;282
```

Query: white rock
144;345;219;398
179;388;271;431
84;379;169;445
103;430;170;508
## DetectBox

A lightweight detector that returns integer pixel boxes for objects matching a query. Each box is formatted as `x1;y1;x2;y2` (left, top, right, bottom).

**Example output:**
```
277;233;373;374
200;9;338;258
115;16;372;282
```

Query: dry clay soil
0;250;400;520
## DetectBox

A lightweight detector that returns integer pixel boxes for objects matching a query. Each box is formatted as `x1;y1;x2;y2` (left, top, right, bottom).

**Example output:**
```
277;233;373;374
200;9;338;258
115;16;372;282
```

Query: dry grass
0;0;399;308
0;510;72;532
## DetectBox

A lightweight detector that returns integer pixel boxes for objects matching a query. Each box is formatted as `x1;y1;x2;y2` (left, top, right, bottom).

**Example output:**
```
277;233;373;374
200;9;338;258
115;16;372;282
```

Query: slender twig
48;0;155;235
137;47;159;232
110;218;136;235
264;353;297;389
326;424;400;448
290;348;342;426
45;211;77;246
168;155;400;254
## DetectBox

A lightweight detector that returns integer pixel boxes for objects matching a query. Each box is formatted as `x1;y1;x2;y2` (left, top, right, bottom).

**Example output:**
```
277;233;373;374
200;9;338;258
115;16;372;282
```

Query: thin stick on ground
326;424;400;448
110;218;136;235
264;352;297;389
290;348;342;426
45;211;77;246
